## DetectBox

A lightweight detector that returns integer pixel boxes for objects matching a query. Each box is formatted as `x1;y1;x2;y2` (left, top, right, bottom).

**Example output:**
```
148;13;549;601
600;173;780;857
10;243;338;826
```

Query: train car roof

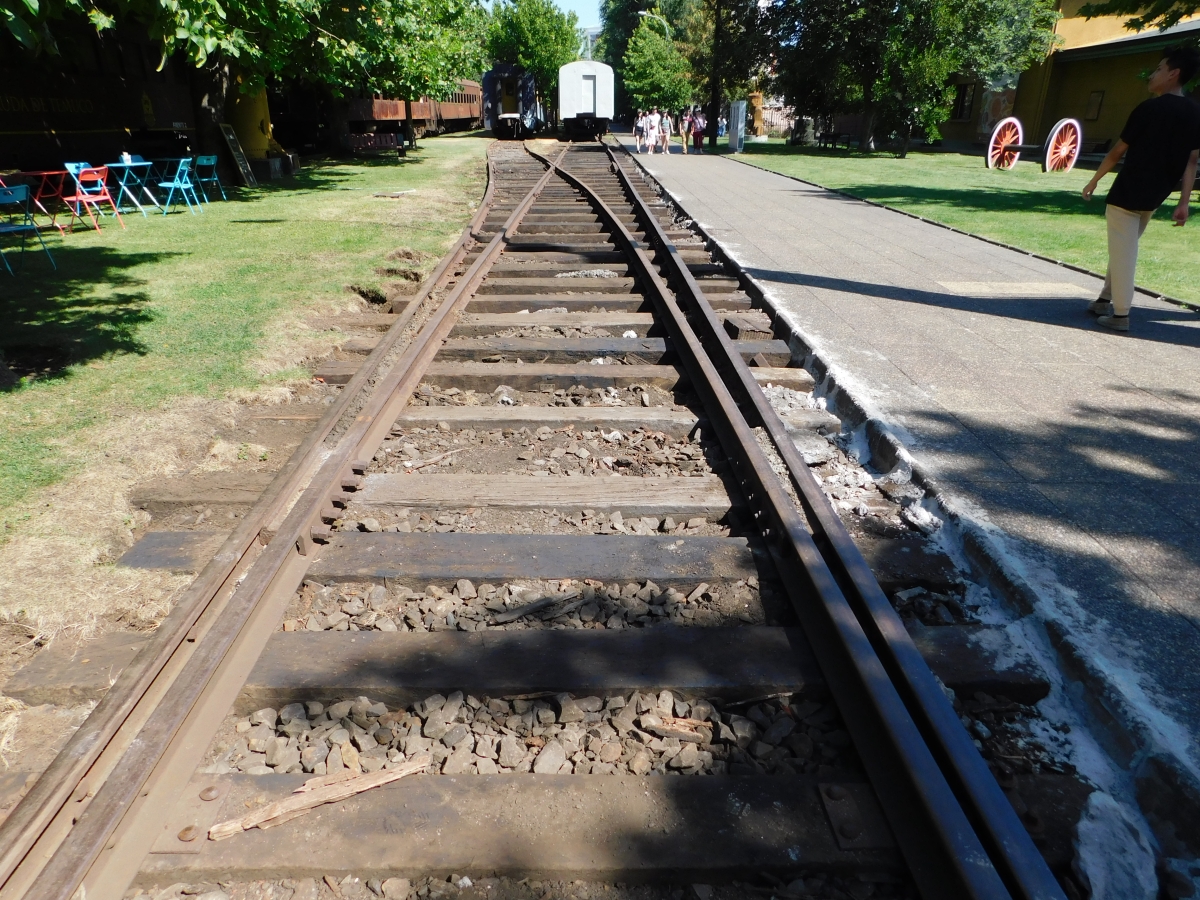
559;60;615;76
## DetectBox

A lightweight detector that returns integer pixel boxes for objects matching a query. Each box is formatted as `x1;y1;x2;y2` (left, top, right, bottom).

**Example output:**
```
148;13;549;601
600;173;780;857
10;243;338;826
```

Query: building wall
1038;50;1163;146
1055;0;1139;49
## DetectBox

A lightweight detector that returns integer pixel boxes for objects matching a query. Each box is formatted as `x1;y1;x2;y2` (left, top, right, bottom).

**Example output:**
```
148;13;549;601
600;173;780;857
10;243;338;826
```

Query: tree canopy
622;16;693;110
1077;0;1198;31
487;0;580;103
769;0;1059;148
1;0;489;100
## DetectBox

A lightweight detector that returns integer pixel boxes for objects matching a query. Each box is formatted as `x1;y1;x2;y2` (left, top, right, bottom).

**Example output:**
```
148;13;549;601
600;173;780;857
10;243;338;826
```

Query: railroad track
0;141;1074;900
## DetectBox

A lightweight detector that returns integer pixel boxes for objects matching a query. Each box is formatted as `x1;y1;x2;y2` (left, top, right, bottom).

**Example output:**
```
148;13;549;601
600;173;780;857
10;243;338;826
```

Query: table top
108;161;153;169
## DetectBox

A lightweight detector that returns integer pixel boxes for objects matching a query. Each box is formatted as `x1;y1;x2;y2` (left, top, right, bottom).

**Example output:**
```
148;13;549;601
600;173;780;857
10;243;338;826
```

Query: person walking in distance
692;109;706;153
634;110;645;153
646;107;662;154
680;109;691;155
660;111;673;153
1082;46;1200;332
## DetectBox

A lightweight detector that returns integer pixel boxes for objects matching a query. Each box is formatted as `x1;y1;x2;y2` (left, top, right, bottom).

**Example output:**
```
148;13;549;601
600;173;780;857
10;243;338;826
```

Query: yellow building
940;2;1200;151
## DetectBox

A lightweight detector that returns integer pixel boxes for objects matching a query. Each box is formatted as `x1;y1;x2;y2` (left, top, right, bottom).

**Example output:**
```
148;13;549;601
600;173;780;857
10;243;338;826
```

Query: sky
561;0;602;29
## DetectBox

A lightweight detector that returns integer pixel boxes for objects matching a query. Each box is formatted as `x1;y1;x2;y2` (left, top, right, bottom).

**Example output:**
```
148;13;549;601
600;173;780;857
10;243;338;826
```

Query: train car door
501;78;518;115
581;75;597;116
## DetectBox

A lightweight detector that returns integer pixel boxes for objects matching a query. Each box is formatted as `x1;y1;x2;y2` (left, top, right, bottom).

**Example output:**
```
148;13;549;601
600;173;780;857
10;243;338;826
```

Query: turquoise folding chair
193;156;227;202
157;158;203;215
0;185;57;275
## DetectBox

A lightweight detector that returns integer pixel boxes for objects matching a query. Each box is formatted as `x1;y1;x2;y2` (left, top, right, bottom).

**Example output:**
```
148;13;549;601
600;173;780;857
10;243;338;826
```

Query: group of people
633;107;709;154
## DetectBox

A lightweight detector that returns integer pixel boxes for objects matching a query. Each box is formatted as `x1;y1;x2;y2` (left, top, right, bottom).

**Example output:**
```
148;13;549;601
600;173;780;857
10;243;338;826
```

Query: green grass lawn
0;134;490;529
724;141;1199;306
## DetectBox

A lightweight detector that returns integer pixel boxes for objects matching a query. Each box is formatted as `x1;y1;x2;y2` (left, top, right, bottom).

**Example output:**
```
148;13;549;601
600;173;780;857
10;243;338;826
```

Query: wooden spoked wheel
987;117;1023;170
1043;118;1083;173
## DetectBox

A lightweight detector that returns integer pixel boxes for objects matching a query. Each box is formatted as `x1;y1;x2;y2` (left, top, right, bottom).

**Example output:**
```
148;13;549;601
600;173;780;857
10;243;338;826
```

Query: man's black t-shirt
1108;93;1200;211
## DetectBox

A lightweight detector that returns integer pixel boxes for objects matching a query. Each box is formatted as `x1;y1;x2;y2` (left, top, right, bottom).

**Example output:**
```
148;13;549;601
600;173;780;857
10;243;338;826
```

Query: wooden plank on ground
308;533;756;586
437;337;790;365
129;472;274;512
477;277;637;295
465;296;651;312
308;314;398;332
117;530;231;573
3;632;149;705
779;409;840;432
397;405;700;436
3;620;1047;708
908;623;1050;704
751;367;815;392
856;536;960;593
136;774;898;884
421;362;682;392
451;313;655;337
354;473;736;518
313;360;362;385
240;626;821;709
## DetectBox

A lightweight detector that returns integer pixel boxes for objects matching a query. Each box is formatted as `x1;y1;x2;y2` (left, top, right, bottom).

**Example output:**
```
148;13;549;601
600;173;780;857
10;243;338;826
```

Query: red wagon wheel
986;117;1023;170
1043;117;1083;173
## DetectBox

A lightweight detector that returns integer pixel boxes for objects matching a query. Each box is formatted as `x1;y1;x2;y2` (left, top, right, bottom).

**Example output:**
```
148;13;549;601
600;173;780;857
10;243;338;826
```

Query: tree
623;17;693;110
1077;0;1197;31
769;0;1059;151
701;0;765;147
488;0;580;115
1;0;489;100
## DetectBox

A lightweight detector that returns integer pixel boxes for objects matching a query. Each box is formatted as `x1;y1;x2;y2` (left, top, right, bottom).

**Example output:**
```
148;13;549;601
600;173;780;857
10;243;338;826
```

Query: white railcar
558;60;614;140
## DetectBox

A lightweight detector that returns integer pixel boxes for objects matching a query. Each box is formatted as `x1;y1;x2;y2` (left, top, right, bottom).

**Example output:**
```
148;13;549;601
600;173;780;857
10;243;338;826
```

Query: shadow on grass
0;244;172;388
185;153;433;207
729;144;1116;220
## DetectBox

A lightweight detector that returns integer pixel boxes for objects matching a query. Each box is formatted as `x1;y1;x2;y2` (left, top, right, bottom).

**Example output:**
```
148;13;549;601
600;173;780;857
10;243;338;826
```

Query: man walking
1082;46;1200;332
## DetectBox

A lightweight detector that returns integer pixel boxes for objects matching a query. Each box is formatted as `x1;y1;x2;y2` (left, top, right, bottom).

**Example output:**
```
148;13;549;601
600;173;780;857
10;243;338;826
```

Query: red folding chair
62;166;125;232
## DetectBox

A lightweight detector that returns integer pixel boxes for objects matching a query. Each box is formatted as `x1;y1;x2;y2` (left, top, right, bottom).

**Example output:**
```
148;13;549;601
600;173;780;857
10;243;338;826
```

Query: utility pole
708;0;721;150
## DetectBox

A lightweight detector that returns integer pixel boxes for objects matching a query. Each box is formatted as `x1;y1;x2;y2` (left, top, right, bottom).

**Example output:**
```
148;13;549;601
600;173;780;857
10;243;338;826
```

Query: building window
1086;90;1104;121
950;83;975;121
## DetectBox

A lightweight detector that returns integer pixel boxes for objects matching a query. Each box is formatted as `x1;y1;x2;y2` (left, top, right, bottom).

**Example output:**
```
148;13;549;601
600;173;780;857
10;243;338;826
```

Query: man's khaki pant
1100;204;1154;315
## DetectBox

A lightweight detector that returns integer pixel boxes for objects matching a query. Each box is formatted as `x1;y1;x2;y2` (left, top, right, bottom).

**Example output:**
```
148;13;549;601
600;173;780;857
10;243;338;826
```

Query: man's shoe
1096;314;1129;332
1088;298;1114;316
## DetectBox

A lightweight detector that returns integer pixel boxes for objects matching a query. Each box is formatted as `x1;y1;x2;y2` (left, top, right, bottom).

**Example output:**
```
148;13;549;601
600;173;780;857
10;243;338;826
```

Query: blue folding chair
193;156;227;202
0;185;57;275
157;157;203;215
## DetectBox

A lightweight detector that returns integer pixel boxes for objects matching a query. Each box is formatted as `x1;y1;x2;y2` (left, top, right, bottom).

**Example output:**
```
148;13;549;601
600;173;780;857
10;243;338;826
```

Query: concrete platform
620;139;1200;844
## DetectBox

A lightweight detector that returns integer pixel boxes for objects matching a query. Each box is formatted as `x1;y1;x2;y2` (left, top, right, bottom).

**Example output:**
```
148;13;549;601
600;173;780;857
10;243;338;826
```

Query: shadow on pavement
745;267;1200;351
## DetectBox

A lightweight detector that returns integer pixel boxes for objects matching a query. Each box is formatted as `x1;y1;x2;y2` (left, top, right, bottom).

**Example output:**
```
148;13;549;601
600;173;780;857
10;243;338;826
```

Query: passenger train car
558;60;614;140
482;65;542;140
337;80;483;153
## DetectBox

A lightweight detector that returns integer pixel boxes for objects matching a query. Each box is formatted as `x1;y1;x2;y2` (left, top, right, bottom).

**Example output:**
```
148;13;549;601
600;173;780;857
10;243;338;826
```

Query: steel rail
0;152;495;897
605;143;1065;900
15;147;560;900
528;144;1011;899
